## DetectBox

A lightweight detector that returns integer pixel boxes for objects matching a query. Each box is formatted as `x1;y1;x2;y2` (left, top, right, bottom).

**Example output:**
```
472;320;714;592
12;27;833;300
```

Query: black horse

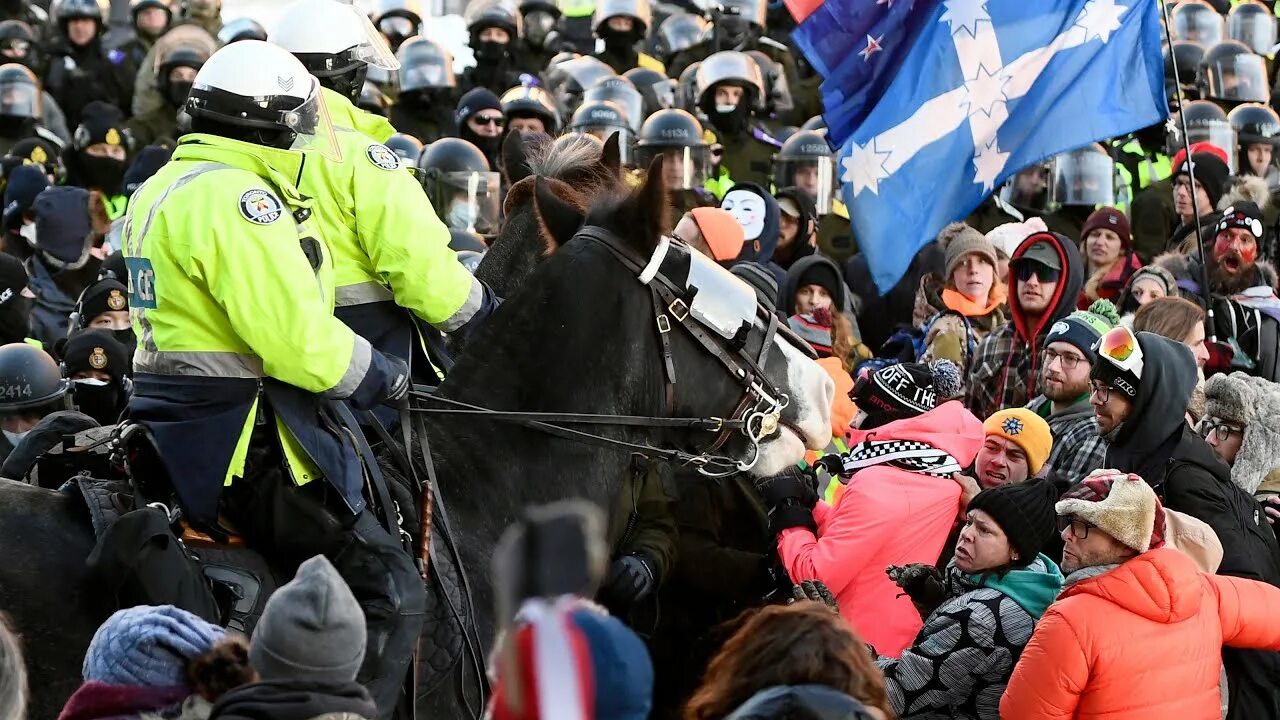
0;154;833;720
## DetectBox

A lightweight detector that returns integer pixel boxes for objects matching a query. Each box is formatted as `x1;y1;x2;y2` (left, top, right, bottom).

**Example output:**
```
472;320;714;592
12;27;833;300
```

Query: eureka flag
811;0;1166;292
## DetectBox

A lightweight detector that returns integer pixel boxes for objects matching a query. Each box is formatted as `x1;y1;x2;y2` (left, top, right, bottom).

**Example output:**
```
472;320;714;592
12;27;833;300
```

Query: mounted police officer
120;41;420;717
592;0;664;74
461;0;532;96
695;50;780;194
388;37;457;144
275;0;495;384
635;108;715;216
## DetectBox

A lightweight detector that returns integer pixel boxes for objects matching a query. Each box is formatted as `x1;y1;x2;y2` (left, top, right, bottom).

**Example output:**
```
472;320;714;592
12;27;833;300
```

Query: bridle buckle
656;314;671;334
668;298;689;322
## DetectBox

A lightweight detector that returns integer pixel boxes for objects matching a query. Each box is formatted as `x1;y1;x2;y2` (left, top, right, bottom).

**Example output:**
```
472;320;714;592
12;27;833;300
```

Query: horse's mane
525;133;618;190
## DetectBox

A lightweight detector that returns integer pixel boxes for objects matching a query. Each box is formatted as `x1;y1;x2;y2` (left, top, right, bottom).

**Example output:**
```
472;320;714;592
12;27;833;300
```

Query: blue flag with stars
827;0;1166;292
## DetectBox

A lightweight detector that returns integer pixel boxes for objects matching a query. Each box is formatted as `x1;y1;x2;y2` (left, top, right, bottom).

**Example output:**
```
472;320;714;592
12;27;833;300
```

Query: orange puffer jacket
1000;548;1280;719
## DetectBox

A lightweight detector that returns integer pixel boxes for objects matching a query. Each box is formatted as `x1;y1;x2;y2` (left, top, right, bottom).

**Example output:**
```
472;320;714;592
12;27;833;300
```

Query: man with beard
454;88;504;170
1025;300;1118;482
1091;325;1280;719
1166;151;1230;254
1159;201;1277;297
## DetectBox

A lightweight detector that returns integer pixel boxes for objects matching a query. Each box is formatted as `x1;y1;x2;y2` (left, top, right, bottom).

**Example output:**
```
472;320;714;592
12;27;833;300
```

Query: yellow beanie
983;408;1053;475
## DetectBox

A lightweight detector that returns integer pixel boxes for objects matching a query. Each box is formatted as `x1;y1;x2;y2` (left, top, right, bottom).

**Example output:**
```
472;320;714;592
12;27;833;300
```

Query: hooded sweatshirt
779;254;866;366
721;183;783;280
778;401;984;656
965;231;1084;419
878;555;1064;720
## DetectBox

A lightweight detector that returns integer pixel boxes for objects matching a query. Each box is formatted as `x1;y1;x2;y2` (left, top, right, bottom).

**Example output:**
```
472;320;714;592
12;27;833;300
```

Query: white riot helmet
186;40;331;153
270;0;400;105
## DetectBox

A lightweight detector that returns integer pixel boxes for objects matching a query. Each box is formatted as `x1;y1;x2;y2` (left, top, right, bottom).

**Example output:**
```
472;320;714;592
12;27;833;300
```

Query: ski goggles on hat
1095;326;1145;376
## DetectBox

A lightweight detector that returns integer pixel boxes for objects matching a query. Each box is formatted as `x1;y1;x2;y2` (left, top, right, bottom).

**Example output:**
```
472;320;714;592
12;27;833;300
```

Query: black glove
886;563;946;619
790;580;839;612
759;467;820;510
602;553;655;604
770;502;817;535
383;355;410;404
814;453;846;478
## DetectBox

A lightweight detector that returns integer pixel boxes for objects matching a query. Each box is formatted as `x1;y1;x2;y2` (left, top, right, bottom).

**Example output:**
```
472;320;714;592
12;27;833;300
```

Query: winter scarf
58;682;189;720
840;438;963;478
976;554;1064;618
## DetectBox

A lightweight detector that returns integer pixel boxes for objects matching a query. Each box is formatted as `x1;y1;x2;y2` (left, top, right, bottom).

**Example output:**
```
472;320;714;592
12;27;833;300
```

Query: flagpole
1158;0;1216;338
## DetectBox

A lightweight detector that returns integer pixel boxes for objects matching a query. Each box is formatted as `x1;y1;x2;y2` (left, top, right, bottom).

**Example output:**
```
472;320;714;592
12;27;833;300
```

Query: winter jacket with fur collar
1001;549;1280;720
878;556;1063;720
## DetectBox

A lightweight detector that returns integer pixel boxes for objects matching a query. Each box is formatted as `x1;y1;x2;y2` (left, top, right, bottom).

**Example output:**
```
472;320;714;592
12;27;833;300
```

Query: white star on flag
843;140;893;196
972;140;1010;191
1075;0;1127;42
860;34;885;61
961;63;1010;118
940;0;990;38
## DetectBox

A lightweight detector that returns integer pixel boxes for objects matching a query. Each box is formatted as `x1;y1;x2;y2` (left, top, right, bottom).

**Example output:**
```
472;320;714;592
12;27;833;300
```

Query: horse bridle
410;224;815;476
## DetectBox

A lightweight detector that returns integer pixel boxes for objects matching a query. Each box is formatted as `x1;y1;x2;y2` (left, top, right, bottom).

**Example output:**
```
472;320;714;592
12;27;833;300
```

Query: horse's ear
600;132;622;177
503;131;533;185
637;153;670;244
534;176;584;254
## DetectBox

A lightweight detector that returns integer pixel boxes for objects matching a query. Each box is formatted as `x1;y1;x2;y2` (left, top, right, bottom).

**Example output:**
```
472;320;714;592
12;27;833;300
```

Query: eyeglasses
1096;326;1145;376
471;115;505;128
1057;515;1095;539
1043;347;1086;370
1198;418;1243;442
1014;261;1061;283
1089;381;1114;403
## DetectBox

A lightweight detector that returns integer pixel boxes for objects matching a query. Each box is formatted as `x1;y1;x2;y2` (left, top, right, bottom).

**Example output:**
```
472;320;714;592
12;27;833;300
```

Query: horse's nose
782;341;835;451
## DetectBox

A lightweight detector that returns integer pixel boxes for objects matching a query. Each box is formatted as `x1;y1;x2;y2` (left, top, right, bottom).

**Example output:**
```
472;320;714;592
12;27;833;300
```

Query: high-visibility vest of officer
121;41;409;530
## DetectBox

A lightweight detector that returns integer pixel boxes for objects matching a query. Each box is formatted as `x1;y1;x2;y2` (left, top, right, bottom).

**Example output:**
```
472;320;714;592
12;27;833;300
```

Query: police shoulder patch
366;144;401;171
238;188;284;225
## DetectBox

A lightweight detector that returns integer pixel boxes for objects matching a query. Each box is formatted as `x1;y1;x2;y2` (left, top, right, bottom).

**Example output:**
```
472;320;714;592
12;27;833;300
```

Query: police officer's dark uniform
460;0;534;96
388;37;457;144
696;50;781;194
112;0;172;76
43;0;135;130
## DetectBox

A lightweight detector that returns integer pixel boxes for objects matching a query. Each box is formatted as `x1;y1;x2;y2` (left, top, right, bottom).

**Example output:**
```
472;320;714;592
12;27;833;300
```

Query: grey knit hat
1203;372;1280;495
250;555;366;685
939;222;998;281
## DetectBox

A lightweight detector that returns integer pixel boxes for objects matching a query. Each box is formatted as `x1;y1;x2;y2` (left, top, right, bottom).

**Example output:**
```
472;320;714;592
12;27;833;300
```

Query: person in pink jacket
764;360;985;657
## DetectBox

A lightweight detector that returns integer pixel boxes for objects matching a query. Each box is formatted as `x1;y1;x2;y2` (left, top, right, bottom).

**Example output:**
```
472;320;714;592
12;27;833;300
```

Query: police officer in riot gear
44;0;134;129
0;342;70;462
1166;40;1206;104
1229;103;1280;187
388;37;457;144
0;0;46;30
593;0;664;74
461;0;531;96
1043;144;1118;240
370;0;423;52
635;108;715;215
773;129;834;215
1167;98;1238;170
501;83;562;136
272;0;402;143
696;50;781;193
124;41;419;718
624;66;675;118
545;54;615;116
584;74;642;131
1173;0;1226;46
1227;1;1276;57
1198;39;1269;107
570;99;633;162
384;132;423;166
115;0;172;73
519;0;560;72
419;137;502;239
0;63;63;155
653;11;709;69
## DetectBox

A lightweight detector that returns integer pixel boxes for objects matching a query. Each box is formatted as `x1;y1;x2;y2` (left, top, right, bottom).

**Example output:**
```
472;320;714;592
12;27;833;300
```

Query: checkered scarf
840;439;963;478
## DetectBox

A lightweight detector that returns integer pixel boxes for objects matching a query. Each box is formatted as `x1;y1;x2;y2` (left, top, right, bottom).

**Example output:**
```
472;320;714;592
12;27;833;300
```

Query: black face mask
112;328;137;368
72;379;124;426
0;115;29;137
165;80;193;108
474;40;508;64
700;93;750;135
78;154;126;195
0;294;32;344
460;124;501;160
602;28;642;54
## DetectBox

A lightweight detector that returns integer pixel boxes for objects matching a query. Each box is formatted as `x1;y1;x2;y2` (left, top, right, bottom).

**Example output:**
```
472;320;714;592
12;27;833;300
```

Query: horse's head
574;156;834;477
475;132;626;297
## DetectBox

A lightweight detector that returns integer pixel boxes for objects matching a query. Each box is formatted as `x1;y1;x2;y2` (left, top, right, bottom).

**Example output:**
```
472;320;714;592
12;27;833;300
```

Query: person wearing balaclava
1;164;48;261
60;328;130;426
460;1;529;96
0;252;32;345
592;0;665;74
69;275;134;364
65;101;131;220
455;87;505;170
696;51;783;191
43;0;135;131
25;185;110;347
128;44;204;147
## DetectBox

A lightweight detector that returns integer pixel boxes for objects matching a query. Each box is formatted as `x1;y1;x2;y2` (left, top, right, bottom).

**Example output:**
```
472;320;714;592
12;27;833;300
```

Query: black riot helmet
624;66;675;117
654;11;710;64
385;132;423;165
592;0;652;39
371;0;424;52
1165;40;1206;102
713;0;766;51
583;75;642;131
0;21;39;71
773;129;835;214
570;100;633;162
397;37;456;94
635;108;711;189
357;81;388;116
1198;39;1269;104
417;138;501;236
1228;102;1280;177
0;343;70;415
1173;0;1226;46
1167;99;1235;167
465;0;523;42
1227;1;1277;56
501;84;562;134
546;54;616;115
520;0;559;50
216;17;266;45
54;0;105;42
0;64;41;123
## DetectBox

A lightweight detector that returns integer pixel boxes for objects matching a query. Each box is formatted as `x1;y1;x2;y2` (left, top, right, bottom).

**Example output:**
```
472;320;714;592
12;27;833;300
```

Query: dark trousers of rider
220;416;426;719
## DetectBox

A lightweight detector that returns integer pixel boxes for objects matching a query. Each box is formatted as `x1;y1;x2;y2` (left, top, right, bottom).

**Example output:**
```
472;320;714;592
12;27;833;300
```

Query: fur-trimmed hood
1153;249;1279;300
1203;371;1280;495
1221;174;1272;214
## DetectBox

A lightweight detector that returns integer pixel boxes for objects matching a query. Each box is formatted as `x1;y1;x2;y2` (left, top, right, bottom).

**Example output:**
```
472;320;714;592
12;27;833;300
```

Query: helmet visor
288;78;344;163
636;145;710;189
584;84;642;131
1206;52;1269;102
349;6;402;71
401;60;453;90
774;157;835;215
1228;12;1277;55
0;78;38;118
1174;8;1226;46
1170;119;1239;172
440;170;501;236
998;163;1050;212
1050;151;1115;207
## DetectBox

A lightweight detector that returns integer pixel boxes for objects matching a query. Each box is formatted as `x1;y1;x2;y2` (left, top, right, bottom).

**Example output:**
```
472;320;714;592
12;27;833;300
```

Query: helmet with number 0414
0;343;70;414
635;108;710;190
773;130;835;215
186;41;340;159
417;138;501;237
271;0;400;105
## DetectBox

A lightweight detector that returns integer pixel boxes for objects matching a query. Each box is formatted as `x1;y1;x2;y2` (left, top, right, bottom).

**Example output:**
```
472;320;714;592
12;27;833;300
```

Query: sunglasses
471;115;505;128
1095;326;1145;376
1014;261;1060;283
